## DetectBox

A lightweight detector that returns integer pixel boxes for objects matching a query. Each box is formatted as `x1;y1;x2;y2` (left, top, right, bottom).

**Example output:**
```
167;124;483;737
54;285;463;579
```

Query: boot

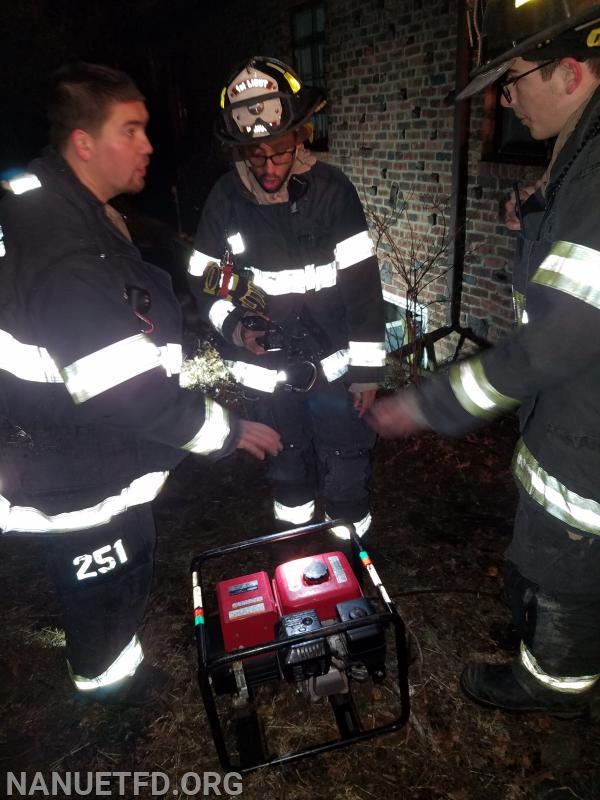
459;660;591;719
75;662;173;709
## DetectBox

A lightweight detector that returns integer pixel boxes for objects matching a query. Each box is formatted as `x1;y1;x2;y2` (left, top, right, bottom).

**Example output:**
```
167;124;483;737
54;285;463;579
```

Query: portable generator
191;521;410;773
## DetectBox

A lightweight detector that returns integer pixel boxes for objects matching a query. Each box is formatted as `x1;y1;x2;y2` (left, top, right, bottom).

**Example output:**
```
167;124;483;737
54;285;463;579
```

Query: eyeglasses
244;148;296;167
499;60;557;104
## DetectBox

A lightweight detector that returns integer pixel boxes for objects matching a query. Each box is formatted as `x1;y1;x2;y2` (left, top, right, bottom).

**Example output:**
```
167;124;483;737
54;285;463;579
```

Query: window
292;2;327;150
481;87;552;166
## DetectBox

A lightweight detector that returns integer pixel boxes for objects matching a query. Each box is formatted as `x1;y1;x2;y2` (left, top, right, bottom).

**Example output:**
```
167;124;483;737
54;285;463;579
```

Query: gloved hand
201;262;267;314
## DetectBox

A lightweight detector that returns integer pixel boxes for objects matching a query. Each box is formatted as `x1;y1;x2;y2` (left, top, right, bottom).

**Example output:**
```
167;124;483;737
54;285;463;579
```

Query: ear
69;128;95;162
559;57;584;95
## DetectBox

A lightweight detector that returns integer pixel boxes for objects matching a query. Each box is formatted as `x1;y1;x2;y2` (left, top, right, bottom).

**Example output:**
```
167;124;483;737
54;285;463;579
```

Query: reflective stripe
326;512;372;540
533;240;600;309
251;262;337;295
188;249;217;276
71;634;144;691
0;471;169;534
208;299;236;334
449;356;519;419
62;334;181;404
225;360;280;393
349;340;386;368
274;500;315;525
5;172;42;195
182;398;231;454
228;232;245;254
513;438;600;535
520;642;599;694
0;328;62;383
320;348;349;382
512;289;528;326
336;230;374;270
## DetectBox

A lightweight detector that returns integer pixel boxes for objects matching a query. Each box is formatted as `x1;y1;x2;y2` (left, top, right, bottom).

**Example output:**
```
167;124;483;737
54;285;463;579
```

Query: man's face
240;131;298;193
85;101;153;201
499;58;565;140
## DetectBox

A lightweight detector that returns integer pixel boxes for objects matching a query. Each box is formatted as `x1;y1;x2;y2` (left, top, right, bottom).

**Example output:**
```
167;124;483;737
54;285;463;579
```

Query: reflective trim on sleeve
0;328;63;383
274;499;315;525
62;334;182;403
182;398;231;454
449;356;519;419
335;231;374;270
520;642;599;694
320;348;349;382
250;262;337;295
188;249;218;276
224;359;280;393
512;438;600;535
348;340;386;368
5;172;42;195
533;240;600;309
0;471;169;534
70;634;144;691
208;299;236;334
326;512;372;540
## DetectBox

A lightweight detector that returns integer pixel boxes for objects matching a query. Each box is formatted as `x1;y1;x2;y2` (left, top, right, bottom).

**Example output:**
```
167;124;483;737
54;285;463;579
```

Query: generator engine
213;551;386;702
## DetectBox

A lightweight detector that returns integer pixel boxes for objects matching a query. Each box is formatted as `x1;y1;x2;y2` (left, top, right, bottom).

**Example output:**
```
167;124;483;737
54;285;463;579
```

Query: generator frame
191;520;410;774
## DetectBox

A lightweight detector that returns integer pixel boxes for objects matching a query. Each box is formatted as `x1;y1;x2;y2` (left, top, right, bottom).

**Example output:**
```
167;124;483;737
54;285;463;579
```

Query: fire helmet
215;56;326;146
457;0;600;100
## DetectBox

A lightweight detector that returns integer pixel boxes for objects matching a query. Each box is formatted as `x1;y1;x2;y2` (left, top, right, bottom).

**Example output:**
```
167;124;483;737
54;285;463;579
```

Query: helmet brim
215;85;326;146
456;59;514;101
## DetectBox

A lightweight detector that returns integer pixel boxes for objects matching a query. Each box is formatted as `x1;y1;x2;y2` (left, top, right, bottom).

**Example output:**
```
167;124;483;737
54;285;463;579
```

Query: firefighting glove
201;262;266;314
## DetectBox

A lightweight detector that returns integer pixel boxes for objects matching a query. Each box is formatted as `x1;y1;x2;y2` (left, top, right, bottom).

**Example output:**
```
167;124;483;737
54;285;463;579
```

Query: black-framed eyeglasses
499;60;557;104
244;148;296;167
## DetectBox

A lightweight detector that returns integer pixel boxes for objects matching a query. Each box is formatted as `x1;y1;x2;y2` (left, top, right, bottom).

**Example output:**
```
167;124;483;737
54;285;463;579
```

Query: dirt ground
1;411;599;800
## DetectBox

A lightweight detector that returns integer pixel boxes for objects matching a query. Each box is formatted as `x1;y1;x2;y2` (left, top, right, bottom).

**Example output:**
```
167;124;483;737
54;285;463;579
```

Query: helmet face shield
458;0;600;100
215;56;326;146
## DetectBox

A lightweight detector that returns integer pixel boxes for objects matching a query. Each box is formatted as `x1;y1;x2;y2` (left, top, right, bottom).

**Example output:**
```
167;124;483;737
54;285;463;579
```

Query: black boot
459;660;592;719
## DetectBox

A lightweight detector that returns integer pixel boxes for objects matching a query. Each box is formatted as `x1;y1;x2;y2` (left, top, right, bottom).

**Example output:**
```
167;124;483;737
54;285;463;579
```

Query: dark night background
0;0;272;236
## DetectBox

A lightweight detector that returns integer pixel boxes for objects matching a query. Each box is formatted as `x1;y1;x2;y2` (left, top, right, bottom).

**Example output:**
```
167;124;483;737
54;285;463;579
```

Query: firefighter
189;57;386;553
0;62;281;706
370;0;600;717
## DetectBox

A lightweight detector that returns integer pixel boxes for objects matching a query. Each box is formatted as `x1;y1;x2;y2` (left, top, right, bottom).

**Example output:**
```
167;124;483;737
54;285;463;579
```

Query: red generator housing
217;570;279;652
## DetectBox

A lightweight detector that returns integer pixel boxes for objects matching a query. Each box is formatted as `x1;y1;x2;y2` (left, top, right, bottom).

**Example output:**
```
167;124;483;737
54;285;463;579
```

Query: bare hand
366;393;428;438
236;420;282;459
241;313;269;355
352;388;377;418
504;181;542;231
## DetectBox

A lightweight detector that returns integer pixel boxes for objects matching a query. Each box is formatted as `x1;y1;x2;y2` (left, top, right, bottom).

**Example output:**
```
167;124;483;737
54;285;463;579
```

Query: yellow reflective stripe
335;230;374;270
274;500;315;524
225;359;280;392
182;398;231;454
0;328;63;383
320;348;349;381
326;512;372;539
208;299;236;334
62;334;181;403
513;438;600;535
0;471;169;534
188;249;218;276
512;289;528;325
348;340;386;368
251;262;337;295
71;634;144;691
6;172;42;195
520;642;599;694
533;240;600;309
449;356;519;419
